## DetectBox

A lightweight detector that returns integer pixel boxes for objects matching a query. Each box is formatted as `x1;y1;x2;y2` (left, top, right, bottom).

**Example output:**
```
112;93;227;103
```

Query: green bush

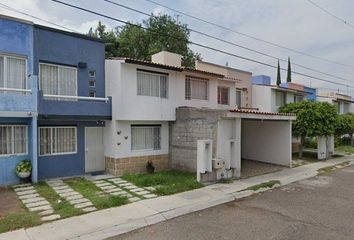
15;160;32;174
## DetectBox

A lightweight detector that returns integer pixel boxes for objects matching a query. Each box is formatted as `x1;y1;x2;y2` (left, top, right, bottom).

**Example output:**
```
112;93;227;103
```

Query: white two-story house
317;91;353;114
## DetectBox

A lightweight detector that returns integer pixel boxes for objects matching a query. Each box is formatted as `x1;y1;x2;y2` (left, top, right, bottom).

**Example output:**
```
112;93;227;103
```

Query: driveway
109;165;354;240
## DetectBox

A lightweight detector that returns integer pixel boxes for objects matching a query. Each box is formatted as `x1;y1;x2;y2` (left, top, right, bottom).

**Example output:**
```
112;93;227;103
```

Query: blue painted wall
33;25;105;98
37;121;105;179
0;118;32;185
252;75;271;85
0;16;33;75
304;86;317;101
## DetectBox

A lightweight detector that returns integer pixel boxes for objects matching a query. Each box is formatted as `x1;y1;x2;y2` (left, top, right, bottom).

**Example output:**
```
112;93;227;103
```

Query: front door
85;127;104;173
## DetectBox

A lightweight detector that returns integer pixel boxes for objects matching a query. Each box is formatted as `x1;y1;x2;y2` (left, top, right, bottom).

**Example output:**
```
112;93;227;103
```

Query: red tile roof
229;109;296;116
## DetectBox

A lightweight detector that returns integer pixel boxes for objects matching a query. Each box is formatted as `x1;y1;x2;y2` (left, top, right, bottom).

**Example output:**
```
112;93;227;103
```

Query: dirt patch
0;187;23;217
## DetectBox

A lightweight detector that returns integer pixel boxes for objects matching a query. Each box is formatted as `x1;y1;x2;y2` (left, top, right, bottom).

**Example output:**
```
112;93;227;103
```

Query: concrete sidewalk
1;156;353;240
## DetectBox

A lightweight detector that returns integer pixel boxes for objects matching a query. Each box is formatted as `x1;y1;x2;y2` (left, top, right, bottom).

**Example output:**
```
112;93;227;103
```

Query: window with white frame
39;63;77;99
39;127;77;156
294;95;304;103
0;125;28;156
334;101;340;114
275;91;286;107
185;76;209;100
217;86;230;105
131;125;161;151
236;89;242;108
137;70;168;98
0;55;27;91
343;102;350;114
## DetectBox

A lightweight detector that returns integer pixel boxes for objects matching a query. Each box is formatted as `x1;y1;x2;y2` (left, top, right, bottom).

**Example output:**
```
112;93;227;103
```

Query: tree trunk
351;133;354;147
325;136;329;160
299;136;304;159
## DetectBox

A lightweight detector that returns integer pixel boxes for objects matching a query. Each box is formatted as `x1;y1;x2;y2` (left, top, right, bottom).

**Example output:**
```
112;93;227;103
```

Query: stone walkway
46;179;96;212
92;177;157;202
13;183;60;221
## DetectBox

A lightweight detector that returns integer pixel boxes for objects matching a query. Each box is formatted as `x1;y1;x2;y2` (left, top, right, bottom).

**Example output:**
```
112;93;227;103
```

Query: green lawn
242;180;280;192
0;210;41;233
122;170;203;195
335;145;354;154
65;178;128;209
35;181;83;218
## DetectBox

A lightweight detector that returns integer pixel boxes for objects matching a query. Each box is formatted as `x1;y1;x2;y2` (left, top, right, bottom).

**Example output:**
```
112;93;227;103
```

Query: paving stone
22;197;46;204
110;177;122;181
14;186;35;192
82;207;96;212
101;185;116;190
120;193;132;198
13;183;31;188
110;191;127;196
16;189;37;196
144;187;156;191
69;198;88;205
66;194;83;201
39;209;54;216
105;188;121;193
18;193;40;200
74;202;93;209
110;180;127;184
123;185;139;190
93;180;106;184
26;201;49;208
134;191;150;195
41;214;61;221
118;183;134;187
143;194;157;199
52;186;70;191
29;205;52;212
59;192;81;198
129;188;146;193
56;188;75;194
128;197;140;202
96;182;111;187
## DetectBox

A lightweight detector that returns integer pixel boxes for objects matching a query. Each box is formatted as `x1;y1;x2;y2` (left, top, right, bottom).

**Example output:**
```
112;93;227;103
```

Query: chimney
151;51;182;67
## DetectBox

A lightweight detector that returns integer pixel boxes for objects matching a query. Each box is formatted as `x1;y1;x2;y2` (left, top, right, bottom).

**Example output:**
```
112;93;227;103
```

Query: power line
0;2;77;32
49;0;353;89
102;0;354;85
306;0;354;30
144;0;354;69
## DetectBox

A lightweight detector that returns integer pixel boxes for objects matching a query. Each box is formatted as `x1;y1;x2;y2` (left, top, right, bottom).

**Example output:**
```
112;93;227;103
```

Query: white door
85;127;105;173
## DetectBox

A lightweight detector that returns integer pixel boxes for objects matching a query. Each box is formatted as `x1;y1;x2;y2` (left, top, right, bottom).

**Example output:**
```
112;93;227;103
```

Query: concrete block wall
169;107;227;172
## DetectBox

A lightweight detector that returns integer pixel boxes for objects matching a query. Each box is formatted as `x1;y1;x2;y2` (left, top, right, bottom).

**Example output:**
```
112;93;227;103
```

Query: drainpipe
29;75;38;183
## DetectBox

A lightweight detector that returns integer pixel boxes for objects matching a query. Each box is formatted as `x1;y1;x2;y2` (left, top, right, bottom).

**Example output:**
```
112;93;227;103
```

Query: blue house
0;15;111;185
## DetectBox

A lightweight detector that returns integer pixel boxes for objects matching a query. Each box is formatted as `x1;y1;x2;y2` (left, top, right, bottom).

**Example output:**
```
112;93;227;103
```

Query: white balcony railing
43;94;109;102
0;87;32;93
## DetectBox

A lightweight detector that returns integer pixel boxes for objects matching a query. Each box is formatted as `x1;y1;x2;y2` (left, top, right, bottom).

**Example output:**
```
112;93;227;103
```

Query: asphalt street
108;165;354;240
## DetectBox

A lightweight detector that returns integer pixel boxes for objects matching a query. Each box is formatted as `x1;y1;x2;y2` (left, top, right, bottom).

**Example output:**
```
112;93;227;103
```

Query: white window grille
294;95;304;103
275;91;286;107
217;86;230;105
131;125;161;151
236;89;242;108
0;125;28;156
0;55;27;92
39;127;77;156
185;76;209;100
137;71;168;98
39;63;78;100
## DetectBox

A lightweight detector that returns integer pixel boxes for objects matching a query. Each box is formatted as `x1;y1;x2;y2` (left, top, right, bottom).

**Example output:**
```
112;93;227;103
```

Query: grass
0;211;41;233
35;181;82;218
65;178;128;209
318;161;351;175
122;170;203;195
242;180;280;192
336;145;354;154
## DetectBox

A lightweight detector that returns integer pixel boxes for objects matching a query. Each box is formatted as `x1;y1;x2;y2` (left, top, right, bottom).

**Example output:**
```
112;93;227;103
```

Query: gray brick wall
169;107;228;172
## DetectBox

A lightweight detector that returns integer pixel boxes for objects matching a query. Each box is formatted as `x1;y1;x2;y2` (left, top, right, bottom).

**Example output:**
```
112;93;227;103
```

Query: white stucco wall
241;120;292;167
251;85;273;112
104;120;169;159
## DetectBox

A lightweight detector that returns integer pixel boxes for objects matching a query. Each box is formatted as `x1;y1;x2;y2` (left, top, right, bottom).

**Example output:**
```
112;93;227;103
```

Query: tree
287;57;291;83
89;15;200;67
335;113;354;146
279;101;338;158
276;60;281;86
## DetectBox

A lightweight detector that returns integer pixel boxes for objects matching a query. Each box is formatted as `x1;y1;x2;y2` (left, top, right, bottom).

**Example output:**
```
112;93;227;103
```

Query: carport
217;110;296;178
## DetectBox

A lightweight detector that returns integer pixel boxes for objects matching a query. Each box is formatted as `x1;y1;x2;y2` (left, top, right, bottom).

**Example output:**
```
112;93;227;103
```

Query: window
88;70;96;78
0;55;27;91
39;127;77;156
236;89;242;108
343;102;350;114
275;91;286;107
131;125;161;151
39;63;77;99
89;80;96;87
334;101;340;114
0;125;27;156
89;90;96;97
294;95;303;103
185;76;209;100
137;71;168;98
217;86;230;105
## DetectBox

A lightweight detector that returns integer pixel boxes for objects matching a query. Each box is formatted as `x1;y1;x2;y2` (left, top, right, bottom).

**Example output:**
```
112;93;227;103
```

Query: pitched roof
229;109;296;116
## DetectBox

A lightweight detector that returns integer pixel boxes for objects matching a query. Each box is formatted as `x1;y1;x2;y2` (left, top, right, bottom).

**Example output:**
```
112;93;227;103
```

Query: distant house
317;91;353;114
251;75;316;112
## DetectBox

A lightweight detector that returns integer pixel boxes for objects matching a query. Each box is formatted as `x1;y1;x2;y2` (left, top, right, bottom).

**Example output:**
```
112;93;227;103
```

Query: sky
1;0;354;95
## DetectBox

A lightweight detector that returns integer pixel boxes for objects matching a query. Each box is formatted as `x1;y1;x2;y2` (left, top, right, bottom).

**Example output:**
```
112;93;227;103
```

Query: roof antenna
225;61;229;67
